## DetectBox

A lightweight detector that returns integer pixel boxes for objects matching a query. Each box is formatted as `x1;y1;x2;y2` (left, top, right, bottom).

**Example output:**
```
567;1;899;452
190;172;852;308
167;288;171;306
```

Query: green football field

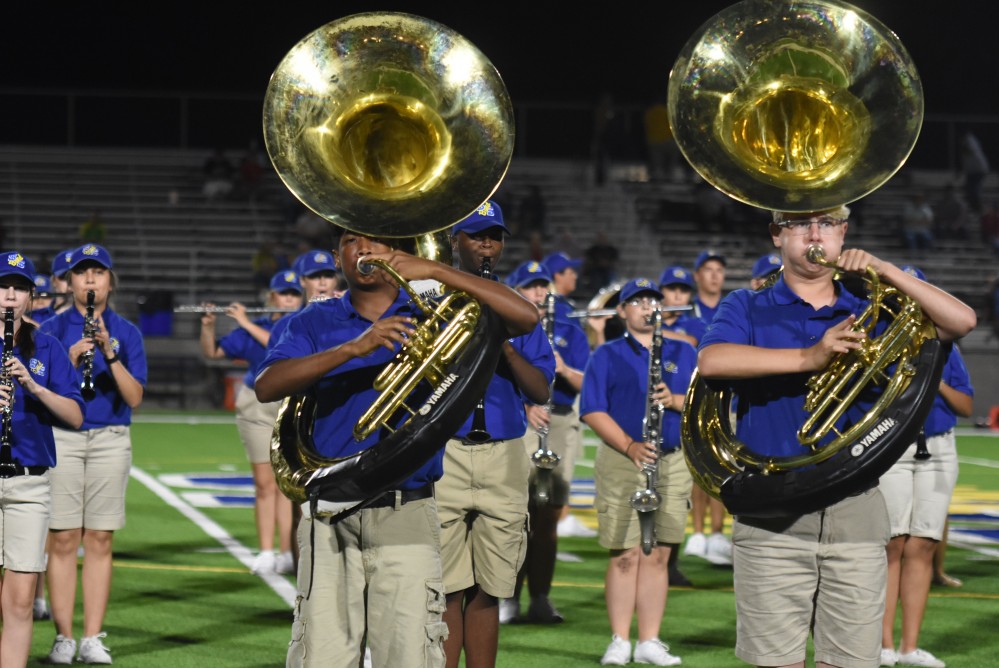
26;415;999;667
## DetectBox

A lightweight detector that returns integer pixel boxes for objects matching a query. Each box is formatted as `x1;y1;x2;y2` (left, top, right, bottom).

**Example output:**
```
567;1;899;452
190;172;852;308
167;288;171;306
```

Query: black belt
551;404;574;416
365;484;434;509
0;465;48;479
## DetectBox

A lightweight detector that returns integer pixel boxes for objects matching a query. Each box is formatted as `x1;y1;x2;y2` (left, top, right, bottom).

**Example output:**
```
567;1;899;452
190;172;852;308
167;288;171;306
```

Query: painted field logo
851;417;898;456
418;373;459;416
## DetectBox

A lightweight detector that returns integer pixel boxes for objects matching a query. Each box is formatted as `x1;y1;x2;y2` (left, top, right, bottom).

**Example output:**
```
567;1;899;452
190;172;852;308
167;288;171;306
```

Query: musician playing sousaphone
198;270;304;576
501;260;590;625
0;251;83;667
580;278;697;666
39;244;147;664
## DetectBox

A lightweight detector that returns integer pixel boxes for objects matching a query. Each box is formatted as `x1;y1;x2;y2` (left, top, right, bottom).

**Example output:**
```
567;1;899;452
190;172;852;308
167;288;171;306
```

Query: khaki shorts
594;445;692;550
880;430;959;540
289;498;446;668
522;410;580;507
235;383;282;464
50;426;132;531
732;488;890;668
437;438;529;598
1;473;51;572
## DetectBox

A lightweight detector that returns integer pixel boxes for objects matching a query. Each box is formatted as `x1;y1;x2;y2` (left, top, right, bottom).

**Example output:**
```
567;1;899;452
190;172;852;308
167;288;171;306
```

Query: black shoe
526;596;564;624
669;567;693;588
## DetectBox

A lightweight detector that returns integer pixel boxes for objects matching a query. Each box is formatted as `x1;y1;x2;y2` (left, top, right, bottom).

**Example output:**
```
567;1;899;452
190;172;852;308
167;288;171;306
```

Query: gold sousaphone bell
670;0;947;516
264;12;513;510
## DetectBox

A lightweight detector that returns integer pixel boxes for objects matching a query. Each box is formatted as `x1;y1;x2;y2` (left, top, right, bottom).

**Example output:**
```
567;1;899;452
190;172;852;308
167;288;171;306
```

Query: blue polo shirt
553;294;576;322
664;313;707;344
692;295;721;324
259;289;442;489
452;321;556;442
581;333;697;451
40;307;147;429
217;315;277;389
551;316;590;408
29;306;58;324
924;345;973;437
699;276;872;458
10;331;85;467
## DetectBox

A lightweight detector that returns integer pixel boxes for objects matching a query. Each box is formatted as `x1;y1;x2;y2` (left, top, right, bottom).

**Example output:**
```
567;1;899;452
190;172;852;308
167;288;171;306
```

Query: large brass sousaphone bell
264;13;513;511
671;0;947;517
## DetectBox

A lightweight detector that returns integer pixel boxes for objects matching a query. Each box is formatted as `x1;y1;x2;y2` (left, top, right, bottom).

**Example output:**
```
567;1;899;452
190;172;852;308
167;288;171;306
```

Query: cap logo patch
635;278;653;289
83;245;100;256
284;271;296;281
527;262;543;273
29;359;46;376
7;253;25;268
313;252;329;264
476;202;496;217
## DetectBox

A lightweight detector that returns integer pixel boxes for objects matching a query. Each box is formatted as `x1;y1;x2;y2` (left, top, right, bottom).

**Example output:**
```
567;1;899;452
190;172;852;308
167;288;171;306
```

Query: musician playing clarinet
39;244;147;665
501;260;589;625
255;224;540;668
438;202;554;668
696;208;976;668
580;278;696;667
0;251;83;668
199;270;303;576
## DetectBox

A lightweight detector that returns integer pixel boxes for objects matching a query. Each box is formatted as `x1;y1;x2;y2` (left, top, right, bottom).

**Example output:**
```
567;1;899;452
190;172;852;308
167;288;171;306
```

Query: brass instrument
463;258;493;444
673;0;947;516
80;290;97;401
530;292;560;504
0;308;18;475
632;307;664;555
265;12;514;509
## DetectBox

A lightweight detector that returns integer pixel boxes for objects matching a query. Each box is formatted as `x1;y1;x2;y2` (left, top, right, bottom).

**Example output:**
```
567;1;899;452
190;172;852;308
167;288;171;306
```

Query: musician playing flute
696;208;976;668
580;278;696;667
254;224;540;668
502;260;589;625
39;244;147;665
199;270;303;576
0;252;83;668
438;202;554;668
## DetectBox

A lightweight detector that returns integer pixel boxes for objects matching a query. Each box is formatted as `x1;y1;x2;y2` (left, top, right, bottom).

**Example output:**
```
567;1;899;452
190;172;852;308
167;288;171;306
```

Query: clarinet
463;258;493;444
630;307;664;556
914;428;931;460
80;290;97;401
530;292;561;504
0;308;19;475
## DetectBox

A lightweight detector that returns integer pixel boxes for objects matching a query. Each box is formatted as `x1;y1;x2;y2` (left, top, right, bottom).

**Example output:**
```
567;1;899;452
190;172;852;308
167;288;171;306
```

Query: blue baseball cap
543;251;582;275
619;278;661;303
52;248;76;278
295;250;337;277
451;201;509;236
900;265;927;281
269;270;303;293
658;265;694;289
0;251;36;285
511;261;553;288
752;253;783;280
694;249;726;271
34;273;52;293
70;244;113;270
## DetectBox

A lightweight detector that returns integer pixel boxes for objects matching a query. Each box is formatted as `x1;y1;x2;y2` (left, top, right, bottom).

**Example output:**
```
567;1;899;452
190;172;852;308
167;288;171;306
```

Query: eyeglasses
775;215;845;235
625;297;661;308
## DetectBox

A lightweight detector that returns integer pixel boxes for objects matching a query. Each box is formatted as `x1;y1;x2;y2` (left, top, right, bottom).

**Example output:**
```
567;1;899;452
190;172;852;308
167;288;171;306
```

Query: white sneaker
499;597;519;624
77;632;113;664
48;635;76;665
601;635;632;666
556;551;584;563
881;648;899;666
33;597;51;620
705;532;733;565
683;532;707;559
251;550;276;574
558;514;598;538
275;550;295;575
634;638;682;666
898;648;945;668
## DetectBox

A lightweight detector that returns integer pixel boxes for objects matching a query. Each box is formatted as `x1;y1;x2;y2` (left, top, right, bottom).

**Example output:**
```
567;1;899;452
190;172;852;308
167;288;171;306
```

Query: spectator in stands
40;244;147;665
583;232;620;292
932;184;969;240
199;271;303;576
591;91;617;187
519;185;547;239
202;148;234;201
78;211;106;245
960;131;989;214
900;192;934;252
236;139;265;201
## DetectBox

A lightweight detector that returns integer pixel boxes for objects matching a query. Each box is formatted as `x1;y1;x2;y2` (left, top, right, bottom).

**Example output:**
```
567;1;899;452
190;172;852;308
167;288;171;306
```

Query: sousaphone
671;0;947;517
263;13;513;516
